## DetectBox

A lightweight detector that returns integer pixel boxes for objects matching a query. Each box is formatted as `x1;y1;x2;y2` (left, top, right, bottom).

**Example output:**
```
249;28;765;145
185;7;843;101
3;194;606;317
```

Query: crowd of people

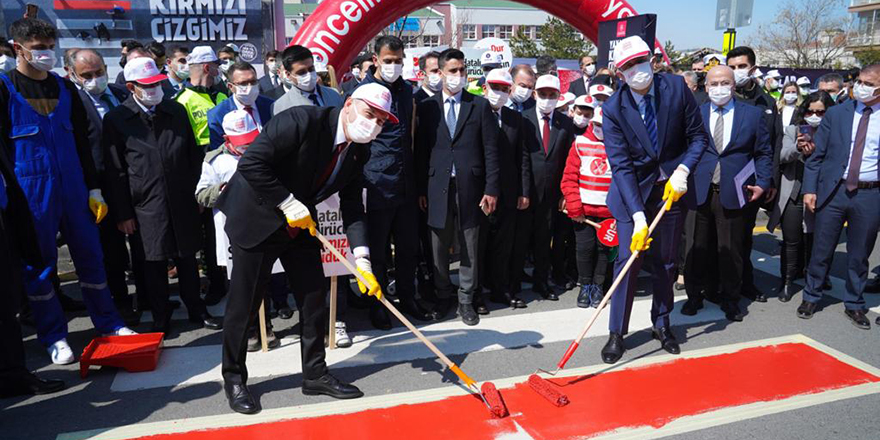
1;16;879;415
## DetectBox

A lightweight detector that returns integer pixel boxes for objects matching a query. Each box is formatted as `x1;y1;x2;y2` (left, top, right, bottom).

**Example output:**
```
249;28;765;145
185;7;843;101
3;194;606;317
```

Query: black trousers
222;228;327;385
99;221;146;307
573;219;610;286
780;194;806;282
367;201;419;303
551;210;576;282
685;187;749;307
740;203;760;293
201;211;228;296
483;205;517;293
141;254;205;322
511;197;555;287
0;212;28;382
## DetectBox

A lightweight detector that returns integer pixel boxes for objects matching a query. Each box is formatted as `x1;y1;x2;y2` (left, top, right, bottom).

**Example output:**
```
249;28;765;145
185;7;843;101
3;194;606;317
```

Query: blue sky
624;0;849;51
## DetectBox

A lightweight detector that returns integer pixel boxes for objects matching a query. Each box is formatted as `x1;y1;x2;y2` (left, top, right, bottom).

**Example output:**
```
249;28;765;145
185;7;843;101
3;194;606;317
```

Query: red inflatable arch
291;0;666;80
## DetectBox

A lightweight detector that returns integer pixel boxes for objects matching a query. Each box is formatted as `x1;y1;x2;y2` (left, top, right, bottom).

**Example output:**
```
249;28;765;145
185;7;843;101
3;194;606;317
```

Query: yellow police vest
175;88;228;147
466;79;483;96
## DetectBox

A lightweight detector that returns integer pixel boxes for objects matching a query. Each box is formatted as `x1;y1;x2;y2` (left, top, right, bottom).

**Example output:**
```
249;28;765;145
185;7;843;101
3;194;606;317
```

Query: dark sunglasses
805;110;826;116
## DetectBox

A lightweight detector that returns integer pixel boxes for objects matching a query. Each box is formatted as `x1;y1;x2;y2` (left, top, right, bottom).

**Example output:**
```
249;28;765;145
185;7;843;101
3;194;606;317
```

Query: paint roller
529;207;668;405
314;231;509;418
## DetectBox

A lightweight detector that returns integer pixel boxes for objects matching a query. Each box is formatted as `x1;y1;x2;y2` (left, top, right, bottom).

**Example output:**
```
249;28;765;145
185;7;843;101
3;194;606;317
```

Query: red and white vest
575;134;611;206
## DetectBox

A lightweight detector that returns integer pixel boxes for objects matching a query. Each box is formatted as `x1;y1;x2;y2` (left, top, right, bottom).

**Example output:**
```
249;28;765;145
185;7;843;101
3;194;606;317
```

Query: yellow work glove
662;166;689;211
88;189;108;224
630;212;652;253
278;195;316;236
355;256;383;300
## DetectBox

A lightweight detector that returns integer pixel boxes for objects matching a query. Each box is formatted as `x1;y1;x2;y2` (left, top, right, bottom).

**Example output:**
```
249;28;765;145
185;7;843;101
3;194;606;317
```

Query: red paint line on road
129;343;879;440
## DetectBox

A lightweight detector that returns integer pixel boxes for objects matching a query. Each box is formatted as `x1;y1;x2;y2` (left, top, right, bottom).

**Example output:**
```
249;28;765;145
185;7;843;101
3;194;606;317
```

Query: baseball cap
124;57;167;85
481;51;503;67
222;109;260;147
486;68;512;86
796;76;811;86
592;107;603;125
556;92;575;108
187;46;220;64
574;94;596;109
613;36;651;68
224;43;240;53
766;69;782;79
351;83;399;124
535;74;560;91
589;83;612;97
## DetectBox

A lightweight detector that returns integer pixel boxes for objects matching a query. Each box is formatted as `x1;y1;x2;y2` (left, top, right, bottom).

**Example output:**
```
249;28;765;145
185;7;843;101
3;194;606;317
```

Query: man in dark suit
511;74;575;301
70;49;143;325
800;65;880;329
415;48;499;325
257;50;281;94
216;83;394;414
568;55;596;97
480;68;531;309
340;54;374;95
600;36;708;364
682;66;773;322
207;61;273;152
414;51;441;105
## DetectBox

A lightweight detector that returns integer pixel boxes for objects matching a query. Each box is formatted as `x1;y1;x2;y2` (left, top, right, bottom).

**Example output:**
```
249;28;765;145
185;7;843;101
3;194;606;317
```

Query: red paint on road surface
131;343;879;440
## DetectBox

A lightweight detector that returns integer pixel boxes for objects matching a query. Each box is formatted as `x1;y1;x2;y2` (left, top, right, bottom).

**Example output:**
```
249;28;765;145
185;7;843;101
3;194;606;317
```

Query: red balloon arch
291;0;666;80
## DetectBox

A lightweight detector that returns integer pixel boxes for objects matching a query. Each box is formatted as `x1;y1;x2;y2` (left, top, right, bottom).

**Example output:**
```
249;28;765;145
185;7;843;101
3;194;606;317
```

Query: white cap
613;36;651;68
224;43;240;53
556;92;575;108
797;76;811;86
574;94;596;109
222;109;260;147
187;46;220;65
767;69;782;79
589;83;613;97
485;68;512;86
592;107;603;125
703;53;726;65
535;74;560;91
351;83;399;124
481;51;503;67
124;57;167;85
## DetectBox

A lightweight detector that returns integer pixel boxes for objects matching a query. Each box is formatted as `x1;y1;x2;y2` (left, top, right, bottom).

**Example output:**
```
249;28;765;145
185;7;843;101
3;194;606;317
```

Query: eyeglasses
233;80;258;87
805;110;826;116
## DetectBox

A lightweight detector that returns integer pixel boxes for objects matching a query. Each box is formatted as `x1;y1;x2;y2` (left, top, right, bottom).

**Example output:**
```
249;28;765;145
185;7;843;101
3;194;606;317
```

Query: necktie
309;93;319;106
643;94;658;153
846;106;873;191
542;115;551;154
243;105;255;121
494;110;501;128
446;97;457;138
712;107;725;184
315;143;346;191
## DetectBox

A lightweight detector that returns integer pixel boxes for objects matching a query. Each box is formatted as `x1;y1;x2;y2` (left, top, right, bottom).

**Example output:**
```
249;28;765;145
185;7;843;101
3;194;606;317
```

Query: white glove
355;256;382;299
278;195;316;235
632;211;647;231
355;256;372;274
630;211;651;252
669;165;689;193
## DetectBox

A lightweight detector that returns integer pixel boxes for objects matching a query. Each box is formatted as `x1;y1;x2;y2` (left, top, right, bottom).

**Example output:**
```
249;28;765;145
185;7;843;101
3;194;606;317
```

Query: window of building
498;25;513;40
534;26;543;40
482;24;497;38
422;35;440;46
462;24;476;40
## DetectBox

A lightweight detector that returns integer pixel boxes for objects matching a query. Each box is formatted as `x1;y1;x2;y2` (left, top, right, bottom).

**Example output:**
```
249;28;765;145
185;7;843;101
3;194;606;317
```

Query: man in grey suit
272;45;343;115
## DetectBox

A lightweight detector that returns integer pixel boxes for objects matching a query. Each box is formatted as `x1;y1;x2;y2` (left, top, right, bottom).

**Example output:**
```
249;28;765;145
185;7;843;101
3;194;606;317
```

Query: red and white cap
187;46;220;64
574;94;596;109
612;35;651;68
556;92;575;108
535;74;560;91
592;107;603;125
589;83;612;97
222;109;260;147
486;68;512;86
351;83;399;124
123;57;167;85
481;51;503;67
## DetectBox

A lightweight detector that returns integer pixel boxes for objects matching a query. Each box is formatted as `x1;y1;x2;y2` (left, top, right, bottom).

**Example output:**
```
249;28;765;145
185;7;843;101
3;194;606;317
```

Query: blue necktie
0;172;7;210
643;94;658;154
446;97;457;138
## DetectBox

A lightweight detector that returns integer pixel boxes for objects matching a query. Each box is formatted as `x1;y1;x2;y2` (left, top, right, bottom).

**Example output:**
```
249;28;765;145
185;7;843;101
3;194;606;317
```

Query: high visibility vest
176;88;227;147
466;79;483;96
574;134;611;206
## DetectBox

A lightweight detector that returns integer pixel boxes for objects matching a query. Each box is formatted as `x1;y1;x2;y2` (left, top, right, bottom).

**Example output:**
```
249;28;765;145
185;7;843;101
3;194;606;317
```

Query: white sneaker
335;321;352;348
48;339;75;365
111;327;138;336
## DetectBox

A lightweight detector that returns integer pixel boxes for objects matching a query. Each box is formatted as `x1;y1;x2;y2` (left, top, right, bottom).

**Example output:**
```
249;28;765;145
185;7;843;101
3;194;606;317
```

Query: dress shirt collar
133;97;155;115
442;89;463;103
335;110;349;146
421;86;435;97
712;98;735;114
856;100;880;114
630;82;656;106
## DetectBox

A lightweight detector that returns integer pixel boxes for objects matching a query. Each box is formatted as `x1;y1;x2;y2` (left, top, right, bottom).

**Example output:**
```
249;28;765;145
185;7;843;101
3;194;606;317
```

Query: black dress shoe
742;286;767;303
844;309;871;330
876;316;880;326
652;326;680;355
369;305;392;330
0;372;65;397
779;283;797;303
224;382;259;414
278;307;294;320
399;296;438;321
722;303;744;322
473;295;489;315
509;293;526;308
797;300;818;319
190;312;222;330
533;282;559;301
680;298;703;316
458;303;480;326
302;374;364;399
601;333;625;364
674;282;686;291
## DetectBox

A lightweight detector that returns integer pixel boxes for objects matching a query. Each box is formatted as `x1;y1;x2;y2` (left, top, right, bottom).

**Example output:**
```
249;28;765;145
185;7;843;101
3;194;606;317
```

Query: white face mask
266;61;277;74
21;46;56;72
346;101;382;143
485;88;509;109
584;64;596;77
220;60;233;73
83;75;109;96
853;82;878;103
136;85;164;107
379;62;403;83
622;61;653;90
708;85;733;106
426;73;442;92
573;113;589;128
0;55;15;74
175;62;190;80
783;93;798;104
234;84;259;106
536;97;556;115
593;125;604;140
511;86;531;104
767;79;779;90
294;70;317;92
733;68;752;87
351;67;361;79
444;74;465;94
805;114;822;128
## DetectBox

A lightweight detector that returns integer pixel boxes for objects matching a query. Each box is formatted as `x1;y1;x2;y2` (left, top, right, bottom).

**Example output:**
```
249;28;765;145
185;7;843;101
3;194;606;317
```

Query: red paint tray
79;333;165;378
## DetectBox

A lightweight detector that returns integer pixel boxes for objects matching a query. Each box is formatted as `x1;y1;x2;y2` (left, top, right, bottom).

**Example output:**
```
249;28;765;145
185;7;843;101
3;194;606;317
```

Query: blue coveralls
2;72;123;346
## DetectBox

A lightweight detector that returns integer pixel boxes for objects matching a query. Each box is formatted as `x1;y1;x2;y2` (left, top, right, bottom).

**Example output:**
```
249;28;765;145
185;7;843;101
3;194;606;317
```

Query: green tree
540;17;594;60
510;26;539;58
855;49;880;67
663;40;684;68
